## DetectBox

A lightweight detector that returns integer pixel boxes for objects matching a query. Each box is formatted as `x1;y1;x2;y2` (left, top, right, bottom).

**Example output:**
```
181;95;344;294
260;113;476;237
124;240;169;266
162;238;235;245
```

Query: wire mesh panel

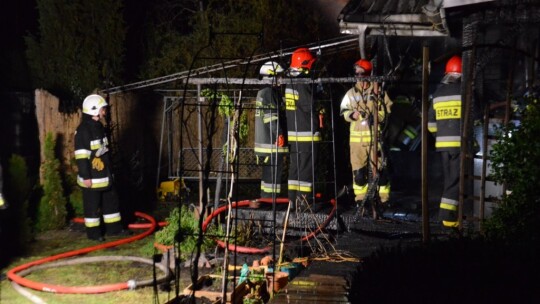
180;147;262;180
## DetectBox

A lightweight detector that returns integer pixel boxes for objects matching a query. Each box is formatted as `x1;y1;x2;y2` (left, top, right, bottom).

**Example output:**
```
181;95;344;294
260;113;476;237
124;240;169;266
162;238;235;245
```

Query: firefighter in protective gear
386;95;421;151
428;55;462;228
340;59;393;206
0;163;7;210
285;48;320;207
74;94;124;241
255;61;288;198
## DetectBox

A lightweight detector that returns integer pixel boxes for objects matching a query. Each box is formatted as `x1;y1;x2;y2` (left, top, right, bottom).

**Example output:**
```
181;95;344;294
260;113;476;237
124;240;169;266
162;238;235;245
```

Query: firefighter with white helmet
74;94;126;241
254;61;288;199
284;48;320;207
340;59;393;215
428;55;463;228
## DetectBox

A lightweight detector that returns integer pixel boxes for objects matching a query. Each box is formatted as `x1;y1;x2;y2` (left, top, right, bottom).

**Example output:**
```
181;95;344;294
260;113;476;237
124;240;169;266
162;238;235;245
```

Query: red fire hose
202;198;337;254
7;211;158;294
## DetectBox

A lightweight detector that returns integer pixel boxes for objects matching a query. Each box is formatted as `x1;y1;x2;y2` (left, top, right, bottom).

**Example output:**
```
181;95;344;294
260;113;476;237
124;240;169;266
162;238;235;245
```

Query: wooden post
421;44;430;244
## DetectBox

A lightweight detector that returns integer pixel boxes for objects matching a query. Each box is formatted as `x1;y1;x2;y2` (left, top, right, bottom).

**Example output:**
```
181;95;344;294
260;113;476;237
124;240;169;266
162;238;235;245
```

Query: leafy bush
4;154;34;252
68;188;84;217
35;132;67;231
154;204;219;260
67;158;84;217
484;97;540;242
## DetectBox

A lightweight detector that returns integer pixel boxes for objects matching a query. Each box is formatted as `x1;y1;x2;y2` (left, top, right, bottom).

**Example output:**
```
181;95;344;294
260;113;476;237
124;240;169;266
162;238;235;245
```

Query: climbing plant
202;88;249;150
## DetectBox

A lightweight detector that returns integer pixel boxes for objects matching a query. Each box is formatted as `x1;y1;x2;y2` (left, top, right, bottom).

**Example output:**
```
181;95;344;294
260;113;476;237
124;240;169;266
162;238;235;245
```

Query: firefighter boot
86;226;105;242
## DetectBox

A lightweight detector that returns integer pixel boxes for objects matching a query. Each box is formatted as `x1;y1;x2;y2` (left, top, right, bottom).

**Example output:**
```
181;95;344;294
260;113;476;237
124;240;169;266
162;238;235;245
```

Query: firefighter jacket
428;81;462;152
284;79;321;142
254;86;289;156
340;82;392;147
74;114;113;190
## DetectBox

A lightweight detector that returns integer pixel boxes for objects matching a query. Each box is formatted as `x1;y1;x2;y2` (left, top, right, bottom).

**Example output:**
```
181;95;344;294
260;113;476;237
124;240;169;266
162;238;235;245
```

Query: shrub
154;204;219;260
67;158;84;217
3;154;34;253
35;132;67;231
484;95;540;242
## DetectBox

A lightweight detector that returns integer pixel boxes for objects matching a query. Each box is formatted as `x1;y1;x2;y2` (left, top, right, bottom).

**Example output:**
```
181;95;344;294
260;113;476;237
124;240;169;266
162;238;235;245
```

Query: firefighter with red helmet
255;61;288;198
428;55;463;228
340;59;393;212
74;94;125;241
284;48;320;207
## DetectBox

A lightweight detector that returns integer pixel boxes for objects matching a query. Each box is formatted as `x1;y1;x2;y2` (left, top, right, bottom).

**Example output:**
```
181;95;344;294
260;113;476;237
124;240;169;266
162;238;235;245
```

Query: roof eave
339;20;448;37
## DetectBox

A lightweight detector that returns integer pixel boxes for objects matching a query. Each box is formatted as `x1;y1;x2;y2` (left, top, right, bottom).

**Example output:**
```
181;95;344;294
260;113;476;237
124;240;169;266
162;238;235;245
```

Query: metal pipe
197;84;204;209
504;46;516;125
100;37;361;95
156;98;167;190
358;24;368;59
421;43;430;244
329;85;339;235
372;82;379;215
480;105;489;231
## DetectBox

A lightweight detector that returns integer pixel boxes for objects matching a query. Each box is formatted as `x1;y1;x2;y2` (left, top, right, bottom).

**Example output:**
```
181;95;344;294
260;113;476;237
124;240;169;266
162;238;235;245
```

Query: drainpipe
357;24;368;59
422;0;448;34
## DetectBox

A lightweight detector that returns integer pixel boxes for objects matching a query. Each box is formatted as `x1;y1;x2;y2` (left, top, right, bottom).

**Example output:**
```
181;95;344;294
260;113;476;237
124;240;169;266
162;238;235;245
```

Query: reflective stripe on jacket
340;82;392;146
254;87;289;156
284;79;319;142
428;81;462;151
74;114;113;190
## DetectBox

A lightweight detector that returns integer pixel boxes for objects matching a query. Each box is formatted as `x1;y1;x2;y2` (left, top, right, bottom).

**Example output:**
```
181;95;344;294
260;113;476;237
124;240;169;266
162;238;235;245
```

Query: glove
92;157;105;171
277;135;285;147
95;146;109;157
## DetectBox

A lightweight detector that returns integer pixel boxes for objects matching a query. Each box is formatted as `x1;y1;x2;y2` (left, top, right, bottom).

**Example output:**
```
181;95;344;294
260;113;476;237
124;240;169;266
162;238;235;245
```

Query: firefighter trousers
438;151;460;226
260;154;284;198
82;186;122;239
288;141;318;205
350;142;390;203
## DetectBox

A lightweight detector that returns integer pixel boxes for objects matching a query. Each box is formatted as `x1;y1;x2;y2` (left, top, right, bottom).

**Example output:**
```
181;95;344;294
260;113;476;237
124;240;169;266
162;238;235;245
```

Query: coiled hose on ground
7;211;169;299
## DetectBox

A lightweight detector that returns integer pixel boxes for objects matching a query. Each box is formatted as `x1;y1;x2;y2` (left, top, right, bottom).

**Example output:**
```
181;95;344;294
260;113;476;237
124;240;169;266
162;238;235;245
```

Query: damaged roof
339;0;432;21
337;0;494;37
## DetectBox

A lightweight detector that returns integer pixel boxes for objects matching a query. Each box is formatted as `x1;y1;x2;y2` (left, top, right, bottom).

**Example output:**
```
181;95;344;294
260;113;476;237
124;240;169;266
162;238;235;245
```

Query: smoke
316;0;348;22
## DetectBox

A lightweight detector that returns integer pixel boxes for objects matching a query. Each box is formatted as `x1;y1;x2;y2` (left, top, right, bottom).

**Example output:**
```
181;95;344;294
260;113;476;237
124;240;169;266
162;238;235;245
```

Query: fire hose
202;198;337;254
7;211;169;296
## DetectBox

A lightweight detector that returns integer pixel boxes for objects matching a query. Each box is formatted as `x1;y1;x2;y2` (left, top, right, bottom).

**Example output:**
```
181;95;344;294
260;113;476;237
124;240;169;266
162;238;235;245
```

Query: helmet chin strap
287;68;309;77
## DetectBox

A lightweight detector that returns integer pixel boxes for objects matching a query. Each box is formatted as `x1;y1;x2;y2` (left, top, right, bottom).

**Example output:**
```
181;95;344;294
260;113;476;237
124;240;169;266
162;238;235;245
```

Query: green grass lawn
0;202;221;304
0;224;202;304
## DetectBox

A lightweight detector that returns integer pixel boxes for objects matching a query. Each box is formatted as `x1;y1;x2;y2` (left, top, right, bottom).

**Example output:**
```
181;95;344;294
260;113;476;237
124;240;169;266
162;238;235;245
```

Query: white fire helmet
259;61;284;78
82;94;107;116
